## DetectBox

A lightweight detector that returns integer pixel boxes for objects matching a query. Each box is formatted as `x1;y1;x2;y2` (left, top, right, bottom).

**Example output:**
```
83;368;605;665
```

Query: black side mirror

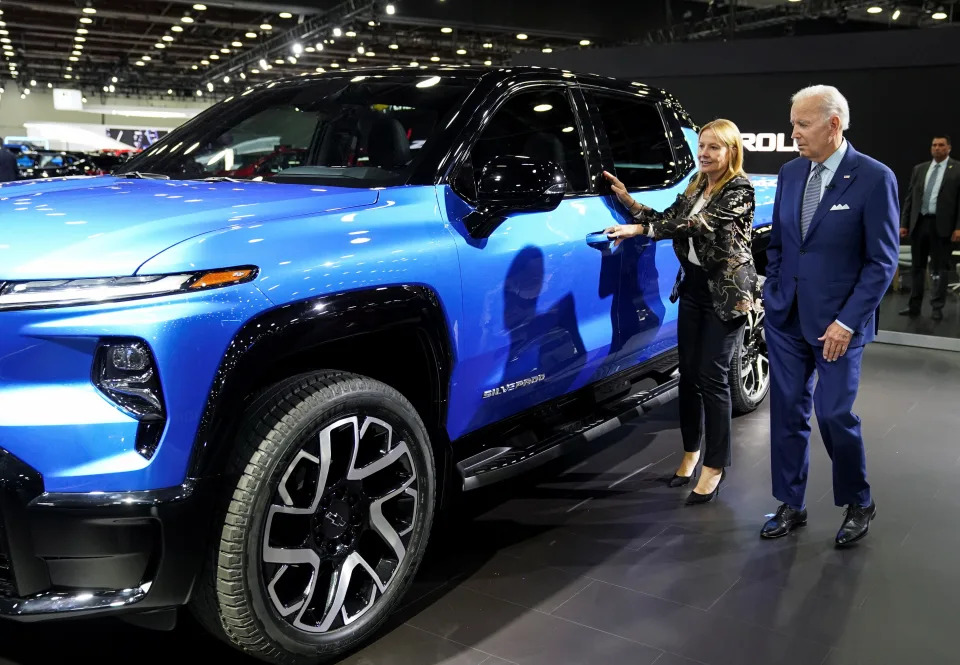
463;155;567;238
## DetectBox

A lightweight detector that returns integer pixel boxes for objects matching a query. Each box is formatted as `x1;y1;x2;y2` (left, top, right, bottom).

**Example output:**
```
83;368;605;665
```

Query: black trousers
677;265;746;469
909;215;952;312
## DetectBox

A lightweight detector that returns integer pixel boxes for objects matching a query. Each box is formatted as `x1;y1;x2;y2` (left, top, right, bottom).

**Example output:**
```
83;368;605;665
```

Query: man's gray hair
791;85;850;130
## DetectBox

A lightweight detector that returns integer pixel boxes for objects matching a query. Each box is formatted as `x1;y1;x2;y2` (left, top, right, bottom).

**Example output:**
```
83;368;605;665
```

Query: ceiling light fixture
245;31;257;38
892;8;901;20
516;33;528;40
386;3;396;14
932;10;948;19
346;30;357;37
484;60;492;65
82;7;97;14
193;3;207;10
867;6;882;13
77;28;89;34
456;48;466;54
181;16;194;23
80;17;93;24
232;41;243;47
220;47;231;53
542;47;553;53
333;27;342;36
279;12;293;18
441;27;453;33
172;25;184;32
162;35;174;41
260;23;273;30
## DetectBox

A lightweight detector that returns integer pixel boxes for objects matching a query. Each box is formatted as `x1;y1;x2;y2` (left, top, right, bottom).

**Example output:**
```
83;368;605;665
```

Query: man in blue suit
760;85;899;547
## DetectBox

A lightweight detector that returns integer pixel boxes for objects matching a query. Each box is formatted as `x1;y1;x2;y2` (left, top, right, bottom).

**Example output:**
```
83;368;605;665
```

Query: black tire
731;304;770;415
190;371;436;665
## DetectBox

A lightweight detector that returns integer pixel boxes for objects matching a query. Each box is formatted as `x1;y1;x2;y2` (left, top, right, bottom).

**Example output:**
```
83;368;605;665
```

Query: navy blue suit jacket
763;143;900;347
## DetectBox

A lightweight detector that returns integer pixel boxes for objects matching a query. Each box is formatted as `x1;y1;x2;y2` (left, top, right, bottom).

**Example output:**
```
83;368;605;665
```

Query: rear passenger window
587;91;678;190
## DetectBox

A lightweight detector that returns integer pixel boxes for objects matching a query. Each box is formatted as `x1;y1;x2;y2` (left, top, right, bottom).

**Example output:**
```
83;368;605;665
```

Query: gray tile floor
1;343;957;665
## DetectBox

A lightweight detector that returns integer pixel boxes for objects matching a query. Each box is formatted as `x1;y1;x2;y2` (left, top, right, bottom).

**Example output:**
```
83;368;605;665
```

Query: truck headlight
0;266;258;311
94;339;167;459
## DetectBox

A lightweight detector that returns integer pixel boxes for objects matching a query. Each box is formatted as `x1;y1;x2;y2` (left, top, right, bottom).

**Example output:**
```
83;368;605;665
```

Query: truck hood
0;177;380;280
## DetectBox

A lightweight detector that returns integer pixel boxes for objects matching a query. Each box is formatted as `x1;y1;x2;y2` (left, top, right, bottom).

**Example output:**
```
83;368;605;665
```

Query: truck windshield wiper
116;171;171;180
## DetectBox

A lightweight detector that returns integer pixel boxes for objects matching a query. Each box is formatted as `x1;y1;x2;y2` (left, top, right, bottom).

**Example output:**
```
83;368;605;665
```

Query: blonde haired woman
604;118;761;505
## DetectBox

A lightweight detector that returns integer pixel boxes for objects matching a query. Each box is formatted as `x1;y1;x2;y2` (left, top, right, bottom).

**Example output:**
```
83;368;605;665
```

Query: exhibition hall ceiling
0;0;954;99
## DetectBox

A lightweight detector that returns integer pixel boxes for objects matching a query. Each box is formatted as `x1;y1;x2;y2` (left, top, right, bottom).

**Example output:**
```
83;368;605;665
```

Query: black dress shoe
835;501;877;547
932;309;944;321
666;469;696;488
898;308;920;317
761;504;807;538
685;468;725;505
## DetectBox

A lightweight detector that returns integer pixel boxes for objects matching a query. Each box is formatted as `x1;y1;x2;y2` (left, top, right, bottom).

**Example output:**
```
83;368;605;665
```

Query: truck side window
587;91;678;190
469;88;589;194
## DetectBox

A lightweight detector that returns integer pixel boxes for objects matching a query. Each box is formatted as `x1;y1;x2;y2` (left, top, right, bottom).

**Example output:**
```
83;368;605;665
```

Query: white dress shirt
640;192;706;269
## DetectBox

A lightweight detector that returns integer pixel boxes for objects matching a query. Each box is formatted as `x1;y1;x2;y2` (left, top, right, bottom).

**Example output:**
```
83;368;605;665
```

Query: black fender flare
187;285;455;478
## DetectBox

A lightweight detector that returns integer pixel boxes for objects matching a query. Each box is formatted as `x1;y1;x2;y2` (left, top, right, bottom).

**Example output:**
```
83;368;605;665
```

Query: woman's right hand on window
603;170;650;216
602;170;634;209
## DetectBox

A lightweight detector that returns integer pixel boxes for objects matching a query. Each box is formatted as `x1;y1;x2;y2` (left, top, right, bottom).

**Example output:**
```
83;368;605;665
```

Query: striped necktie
922;162;941;215
800;163;825;241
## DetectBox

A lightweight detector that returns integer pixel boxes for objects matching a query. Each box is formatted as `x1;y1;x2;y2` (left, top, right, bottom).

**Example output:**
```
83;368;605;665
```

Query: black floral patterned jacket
633;174;762;322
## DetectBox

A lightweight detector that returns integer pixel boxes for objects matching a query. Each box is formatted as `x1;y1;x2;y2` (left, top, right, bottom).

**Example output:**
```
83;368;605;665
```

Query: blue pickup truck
0;67;773;663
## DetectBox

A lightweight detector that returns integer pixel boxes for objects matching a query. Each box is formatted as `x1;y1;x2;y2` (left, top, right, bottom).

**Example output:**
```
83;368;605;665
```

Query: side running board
457;375;680;491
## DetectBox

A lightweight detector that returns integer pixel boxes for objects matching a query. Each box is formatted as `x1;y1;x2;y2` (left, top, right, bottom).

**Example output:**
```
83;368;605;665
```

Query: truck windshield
116;74;475;187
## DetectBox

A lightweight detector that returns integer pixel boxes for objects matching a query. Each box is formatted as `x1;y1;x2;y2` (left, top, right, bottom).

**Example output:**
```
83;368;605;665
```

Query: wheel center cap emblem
321;499;351;539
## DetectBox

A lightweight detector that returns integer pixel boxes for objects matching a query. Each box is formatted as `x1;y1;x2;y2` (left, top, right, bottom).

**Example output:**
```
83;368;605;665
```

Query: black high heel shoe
666;467;698;488
685;468;726;505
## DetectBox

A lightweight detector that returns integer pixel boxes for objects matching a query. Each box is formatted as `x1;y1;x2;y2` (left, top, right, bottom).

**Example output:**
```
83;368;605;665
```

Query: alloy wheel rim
260;415;419;633
739;309;770;401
